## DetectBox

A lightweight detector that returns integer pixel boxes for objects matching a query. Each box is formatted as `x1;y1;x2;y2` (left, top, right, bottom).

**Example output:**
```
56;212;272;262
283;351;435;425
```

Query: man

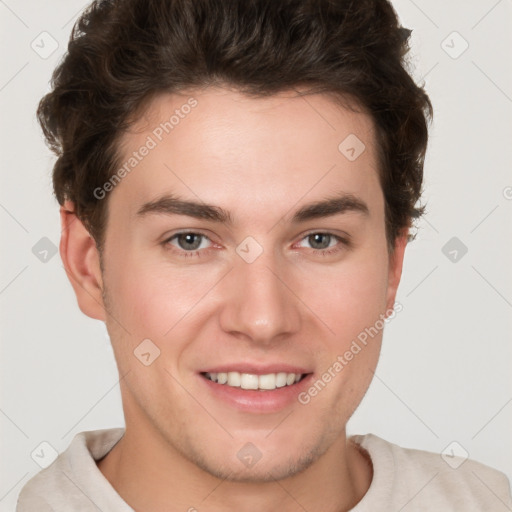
17;0;512;510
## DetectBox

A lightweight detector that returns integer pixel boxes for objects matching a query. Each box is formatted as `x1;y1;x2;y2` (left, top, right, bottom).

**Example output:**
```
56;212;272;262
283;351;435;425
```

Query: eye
302;233;335;250
295;232;349;256
166;232;212;252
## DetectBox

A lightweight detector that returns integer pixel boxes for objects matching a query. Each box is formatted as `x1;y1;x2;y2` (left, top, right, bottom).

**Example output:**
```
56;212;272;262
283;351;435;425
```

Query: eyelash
162;231;350;259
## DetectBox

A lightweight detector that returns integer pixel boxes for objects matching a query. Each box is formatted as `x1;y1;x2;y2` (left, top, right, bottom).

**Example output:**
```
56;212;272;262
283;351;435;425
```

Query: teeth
258;373;276;390
227;372;241;387
276;372;287;387
240;373;259;390
204;371;304;391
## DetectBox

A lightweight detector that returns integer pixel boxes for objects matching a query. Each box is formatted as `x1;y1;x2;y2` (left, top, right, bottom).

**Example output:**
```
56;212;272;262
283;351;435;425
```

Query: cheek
299;260;389;418
105;255;223;344
299;251;390;344
102;259;211;398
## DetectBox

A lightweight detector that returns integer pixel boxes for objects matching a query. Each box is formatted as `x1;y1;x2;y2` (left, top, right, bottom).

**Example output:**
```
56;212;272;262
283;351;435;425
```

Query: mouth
201;371;309;391
198;364;314;413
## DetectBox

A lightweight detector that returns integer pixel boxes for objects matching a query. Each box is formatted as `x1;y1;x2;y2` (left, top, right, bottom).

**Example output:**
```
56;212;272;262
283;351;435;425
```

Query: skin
60;86;407;512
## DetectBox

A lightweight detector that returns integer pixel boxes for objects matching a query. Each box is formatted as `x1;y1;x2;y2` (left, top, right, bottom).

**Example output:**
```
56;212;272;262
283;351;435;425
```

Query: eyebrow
135;192;369;224
291;193;369;222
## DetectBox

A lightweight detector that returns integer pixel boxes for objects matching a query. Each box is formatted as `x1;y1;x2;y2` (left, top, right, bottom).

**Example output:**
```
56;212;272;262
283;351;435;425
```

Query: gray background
1;0;511;509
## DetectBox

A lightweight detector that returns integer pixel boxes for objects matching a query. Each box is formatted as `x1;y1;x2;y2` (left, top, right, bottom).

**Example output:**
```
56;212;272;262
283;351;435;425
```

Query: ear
385;230;408;312
59;200;106;321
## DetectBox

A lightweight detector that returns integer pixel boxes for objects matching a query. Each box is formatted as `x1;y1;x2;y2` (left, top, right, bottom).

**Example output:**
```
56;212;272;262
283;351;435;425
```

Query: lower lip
198;373;314;413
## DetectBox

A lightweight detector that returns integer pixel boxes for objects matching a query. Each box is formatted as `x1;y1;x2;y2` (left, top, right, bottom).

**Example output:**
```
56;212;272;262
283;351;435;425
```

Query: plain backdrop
1;0;511;509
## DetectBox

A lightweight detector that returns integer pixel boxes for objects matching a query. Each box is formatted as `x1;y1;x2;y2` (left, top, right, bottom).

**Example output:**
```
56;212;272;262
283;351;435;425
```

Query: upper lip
199;363;312;375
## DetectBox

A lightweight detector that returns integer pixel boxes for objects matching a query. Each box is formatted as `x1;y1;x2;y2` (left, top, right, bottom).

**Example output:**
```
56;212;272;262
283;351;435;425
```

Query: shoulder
16;428;126;512
351;433;512;511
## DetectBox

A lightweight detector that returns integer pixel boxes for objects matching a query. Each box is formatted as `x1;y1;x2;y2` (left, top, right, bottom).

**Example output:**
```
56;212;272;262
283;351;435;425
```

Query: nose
218;250;301;346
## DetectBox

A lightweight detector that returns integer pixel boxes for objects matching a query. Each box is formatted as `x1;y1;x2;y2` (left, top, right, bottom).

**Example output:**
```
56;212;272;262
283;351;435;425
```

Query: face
69;87;406;482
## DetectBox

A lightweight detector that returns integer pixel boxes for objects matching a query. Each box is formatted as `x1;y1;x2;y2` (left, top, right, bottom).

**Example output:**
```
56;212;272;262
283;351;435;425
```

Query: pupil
310;233;330;249
179;233;201;250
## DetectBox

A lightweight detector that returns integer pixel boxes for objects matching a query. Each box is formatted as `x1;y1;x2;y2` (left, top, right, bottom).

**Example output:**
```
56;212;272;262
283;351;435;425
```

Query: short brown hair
38;0;432;252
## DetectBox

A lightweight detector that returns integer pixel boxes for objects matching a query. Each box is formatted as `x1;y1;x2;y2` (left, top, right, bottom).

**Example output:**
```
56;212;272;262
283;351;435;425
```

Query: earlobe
385;231;408;312
59;200;107;321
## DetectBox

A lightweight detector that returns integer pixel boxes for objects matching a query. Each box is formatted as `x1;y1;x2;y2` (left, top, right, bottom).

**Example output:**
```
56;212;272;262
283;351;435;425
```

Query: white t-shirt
16;428;512;511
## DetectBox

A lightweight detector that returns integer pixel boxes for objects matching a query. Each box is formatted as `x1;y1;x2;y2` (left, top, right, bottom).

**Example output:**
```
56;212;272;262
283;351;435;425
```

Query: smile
202;371;307;391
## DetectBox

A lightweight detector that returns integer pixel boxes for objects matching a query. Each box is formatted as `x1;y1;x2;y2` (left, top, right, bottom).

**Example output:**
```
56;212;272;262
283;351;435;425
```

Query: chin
196;451;321;483
181;431;330;483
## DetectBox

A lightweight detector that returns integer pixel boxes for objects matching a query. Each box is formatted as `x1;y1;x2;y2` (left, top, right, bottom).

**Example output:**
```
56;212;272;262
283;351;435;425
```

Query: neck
97;420;372;512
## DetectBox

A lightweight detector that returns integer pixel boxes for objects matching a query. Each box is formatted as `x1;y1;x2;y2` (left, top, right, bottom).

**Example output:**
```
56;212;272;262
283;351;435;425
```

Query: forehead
111;87;382;222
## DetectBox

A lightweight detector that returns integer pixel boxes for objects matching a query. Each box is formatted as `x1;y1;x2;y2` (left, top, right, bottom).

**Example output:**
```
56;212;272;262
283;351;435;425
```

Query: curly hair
37;0;432;252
